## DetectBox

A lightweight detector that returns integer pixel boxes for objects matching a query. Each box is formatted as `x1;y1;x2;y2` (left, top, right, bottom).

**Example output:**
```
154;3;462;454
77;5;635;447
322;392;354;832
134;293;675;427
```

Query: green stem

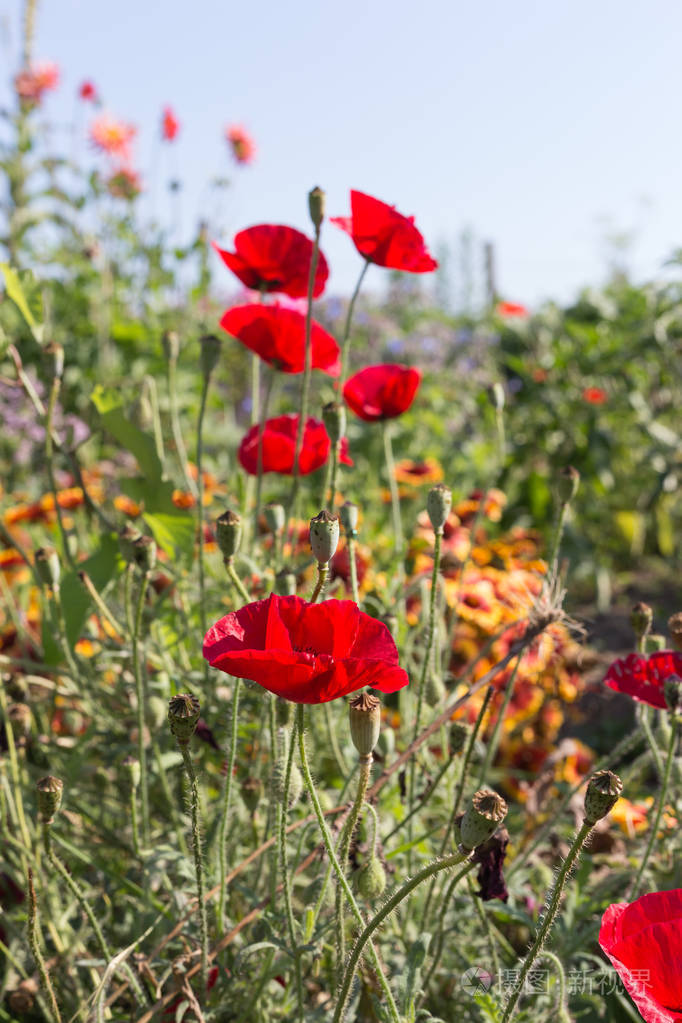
333;854;473;1023
382;422;404;555
51;583;81;682
196;371;210;683
253;367;275;549
132;571;151;846
278;716;304;1022
384;745;457;845
217;679;241;935
421;864;476;998
467;875;500;984
310;563;329;603
296;704;400;1023
78;571;124;637
179;743;209;989
541;950;571;1023
638;703;664;780
347;533;360;604
548;501;569;580
499;819;594;1023
630;713;678;898
334;754;372;982
45;377;76;571
27;869;62;1023
225;559;251;604
167;354;197;497
339;260;369;388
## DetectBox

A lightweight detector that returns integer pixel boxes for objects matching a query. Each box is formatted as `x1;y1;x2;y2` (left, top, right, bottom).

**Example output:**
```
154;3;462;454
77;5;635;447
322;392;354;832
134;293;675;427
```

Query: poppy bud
425;672;445;707
668;612;682;651
273;567;296;596
339;501;359;536
275;697;292;726
309;510;339;565
36;775;63;824
132;534;157;573
34;547;60;589
8;702;32;736
556;465;580;505
308;186;326;230
264;502;285;535
644;633;666;654
584;769;623;824
123;754;140;789
377;726;395;757
43;341;64;380
216;510;242;563
356;855;386;899
664;674;682;714
348;692;381;758
459;789;508;851
489;381;505;410
322;401;346;444
241;776;262;814
273;749;302;807
426;483;452;533
200;333;221;379
119;524;143;564
168;693;201;746
630;602;653;642
161;330;180;362
450;721;469;756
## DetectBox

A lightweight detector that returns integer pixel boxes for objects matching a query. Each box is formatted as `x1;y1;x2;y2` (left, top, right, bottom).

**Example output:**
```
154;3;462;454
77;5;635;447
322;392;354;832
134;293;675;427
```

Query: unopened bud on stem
264;503;285;536
216;510;242;563
556;465;580;505
308;186;326;230
322;401;346;444
310;510;339;565
584;770;622;824
162;330;180;362
349;692;381;758
427;483;452;532
668;612;682;651
339;501;359;536
631;602;653;642
168;693;201;745
36;775;63;824
200;334;221;380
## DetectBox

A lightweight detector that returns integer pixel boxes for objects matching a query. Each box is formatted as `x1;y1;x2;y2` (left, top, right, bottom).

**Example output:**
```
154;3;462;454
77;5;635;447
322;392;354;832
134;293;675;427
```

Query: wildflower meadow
2;6;682;1023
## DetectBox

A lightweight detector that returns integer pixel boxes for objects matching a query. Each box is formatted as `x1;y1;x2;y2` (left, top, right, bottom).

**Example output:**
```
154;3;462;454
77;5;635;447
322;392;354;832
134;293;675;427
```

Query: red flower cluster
226;125;256;164
238;415;352;476
161;106;180;141
220;304;340;375
79;80;97;102
603;651;682;710
332;190;437;273
600;889;682;1023
213;225;329;299
343;364;421;421
497;301;529;318
203;594;409;703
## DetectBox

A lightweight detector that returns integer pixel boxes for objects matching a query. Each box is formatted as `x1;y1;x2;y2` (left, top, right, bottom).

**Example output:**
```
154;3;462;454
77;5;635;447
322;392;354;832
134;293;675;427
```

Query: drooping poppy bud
241;776;263;814
356;855;386;899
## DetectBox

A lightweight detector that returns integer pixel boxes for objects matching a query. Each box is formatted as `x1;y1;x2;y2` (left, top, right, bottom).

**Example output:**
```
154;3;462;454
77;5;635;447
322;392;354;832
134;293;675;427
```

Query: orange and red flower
226;125;256;164
203;594;409;703
603;651;682;710
332;190;437;273
343;364;421;422
213;225;329;299
238;415;352;476
496;301;529;318
583;386;607;405
220;304;340;375
14;61;59;103
161;106;180;141
90;114;137;161
599;889;682;1023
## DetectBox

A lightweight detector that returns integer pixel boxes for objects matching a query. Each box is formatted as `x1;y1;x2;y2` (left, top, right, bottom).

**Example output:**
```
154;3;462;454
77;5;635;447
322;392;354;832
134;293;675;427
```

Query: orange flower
226;125;256;165
14;61;59;103
582;386;607;405
394;458;443;487
114;495;141;518
90;114;137;161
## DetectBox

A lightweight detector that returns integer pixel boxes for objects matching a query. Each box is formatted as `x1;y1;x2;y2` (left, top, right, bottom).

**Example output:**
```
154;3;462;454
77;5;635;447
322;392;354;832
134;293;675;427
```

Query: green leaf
90;386;163;482
143;510;195;562
42;533;123;665
0;262;43;341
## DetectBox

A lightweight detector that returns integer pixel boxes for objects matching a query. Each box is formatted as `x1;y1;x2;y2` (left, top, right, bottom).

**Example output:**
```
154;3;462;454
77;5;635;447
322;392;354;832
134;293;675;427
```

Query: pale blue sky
3;0;682;306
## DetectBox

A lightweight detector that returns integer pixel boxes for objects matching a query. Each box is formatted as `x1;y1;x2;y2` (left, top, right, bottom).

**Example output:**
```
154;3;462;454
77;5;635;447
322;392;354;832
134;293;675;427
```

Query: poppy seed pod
630;602;653;642
36;775;63;823
216;510;242;563
348;692;381;758
241;776;263;814
584;770;623;824
119;524;143;564
34;547;60;589
308;186;326;230
556;465;580;505
339;501;359;536
168;693;201;745
426;483;452;533
132;534;157;573
43;340;64;380
669;612;682;651
161;330;180;362
664;674;682;714
200;334;221;379
264;503;285;535
273;567;297;596
356;856;387;899
309;510;339;565
322;401;346;444
459;789;508;851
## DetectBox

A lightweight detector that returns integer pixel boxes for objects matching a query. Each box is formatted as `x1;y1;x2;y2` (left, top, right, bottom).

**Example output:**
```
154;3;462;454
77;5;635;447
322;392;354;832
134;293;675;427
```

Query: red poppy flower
599;889;682;1023
203;594;409;703
213;225;329;299
238;415;352;476
161;106;180;141
497;301;529;318
79;80;97;102
603;651;682;710
220;304;340;376
343;364;421;422
583;386;607;405
331;190;437;273
226;124;256;165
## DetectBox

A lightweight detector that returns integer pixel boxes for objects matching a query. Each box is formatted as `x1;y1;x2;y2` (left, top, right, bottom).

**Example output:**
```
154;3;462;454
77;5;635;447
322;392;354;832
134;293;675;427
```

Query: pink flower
161;106;180;142
14;61;60;104
226;125;256;165
79;80;97;102
90;114;137;162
